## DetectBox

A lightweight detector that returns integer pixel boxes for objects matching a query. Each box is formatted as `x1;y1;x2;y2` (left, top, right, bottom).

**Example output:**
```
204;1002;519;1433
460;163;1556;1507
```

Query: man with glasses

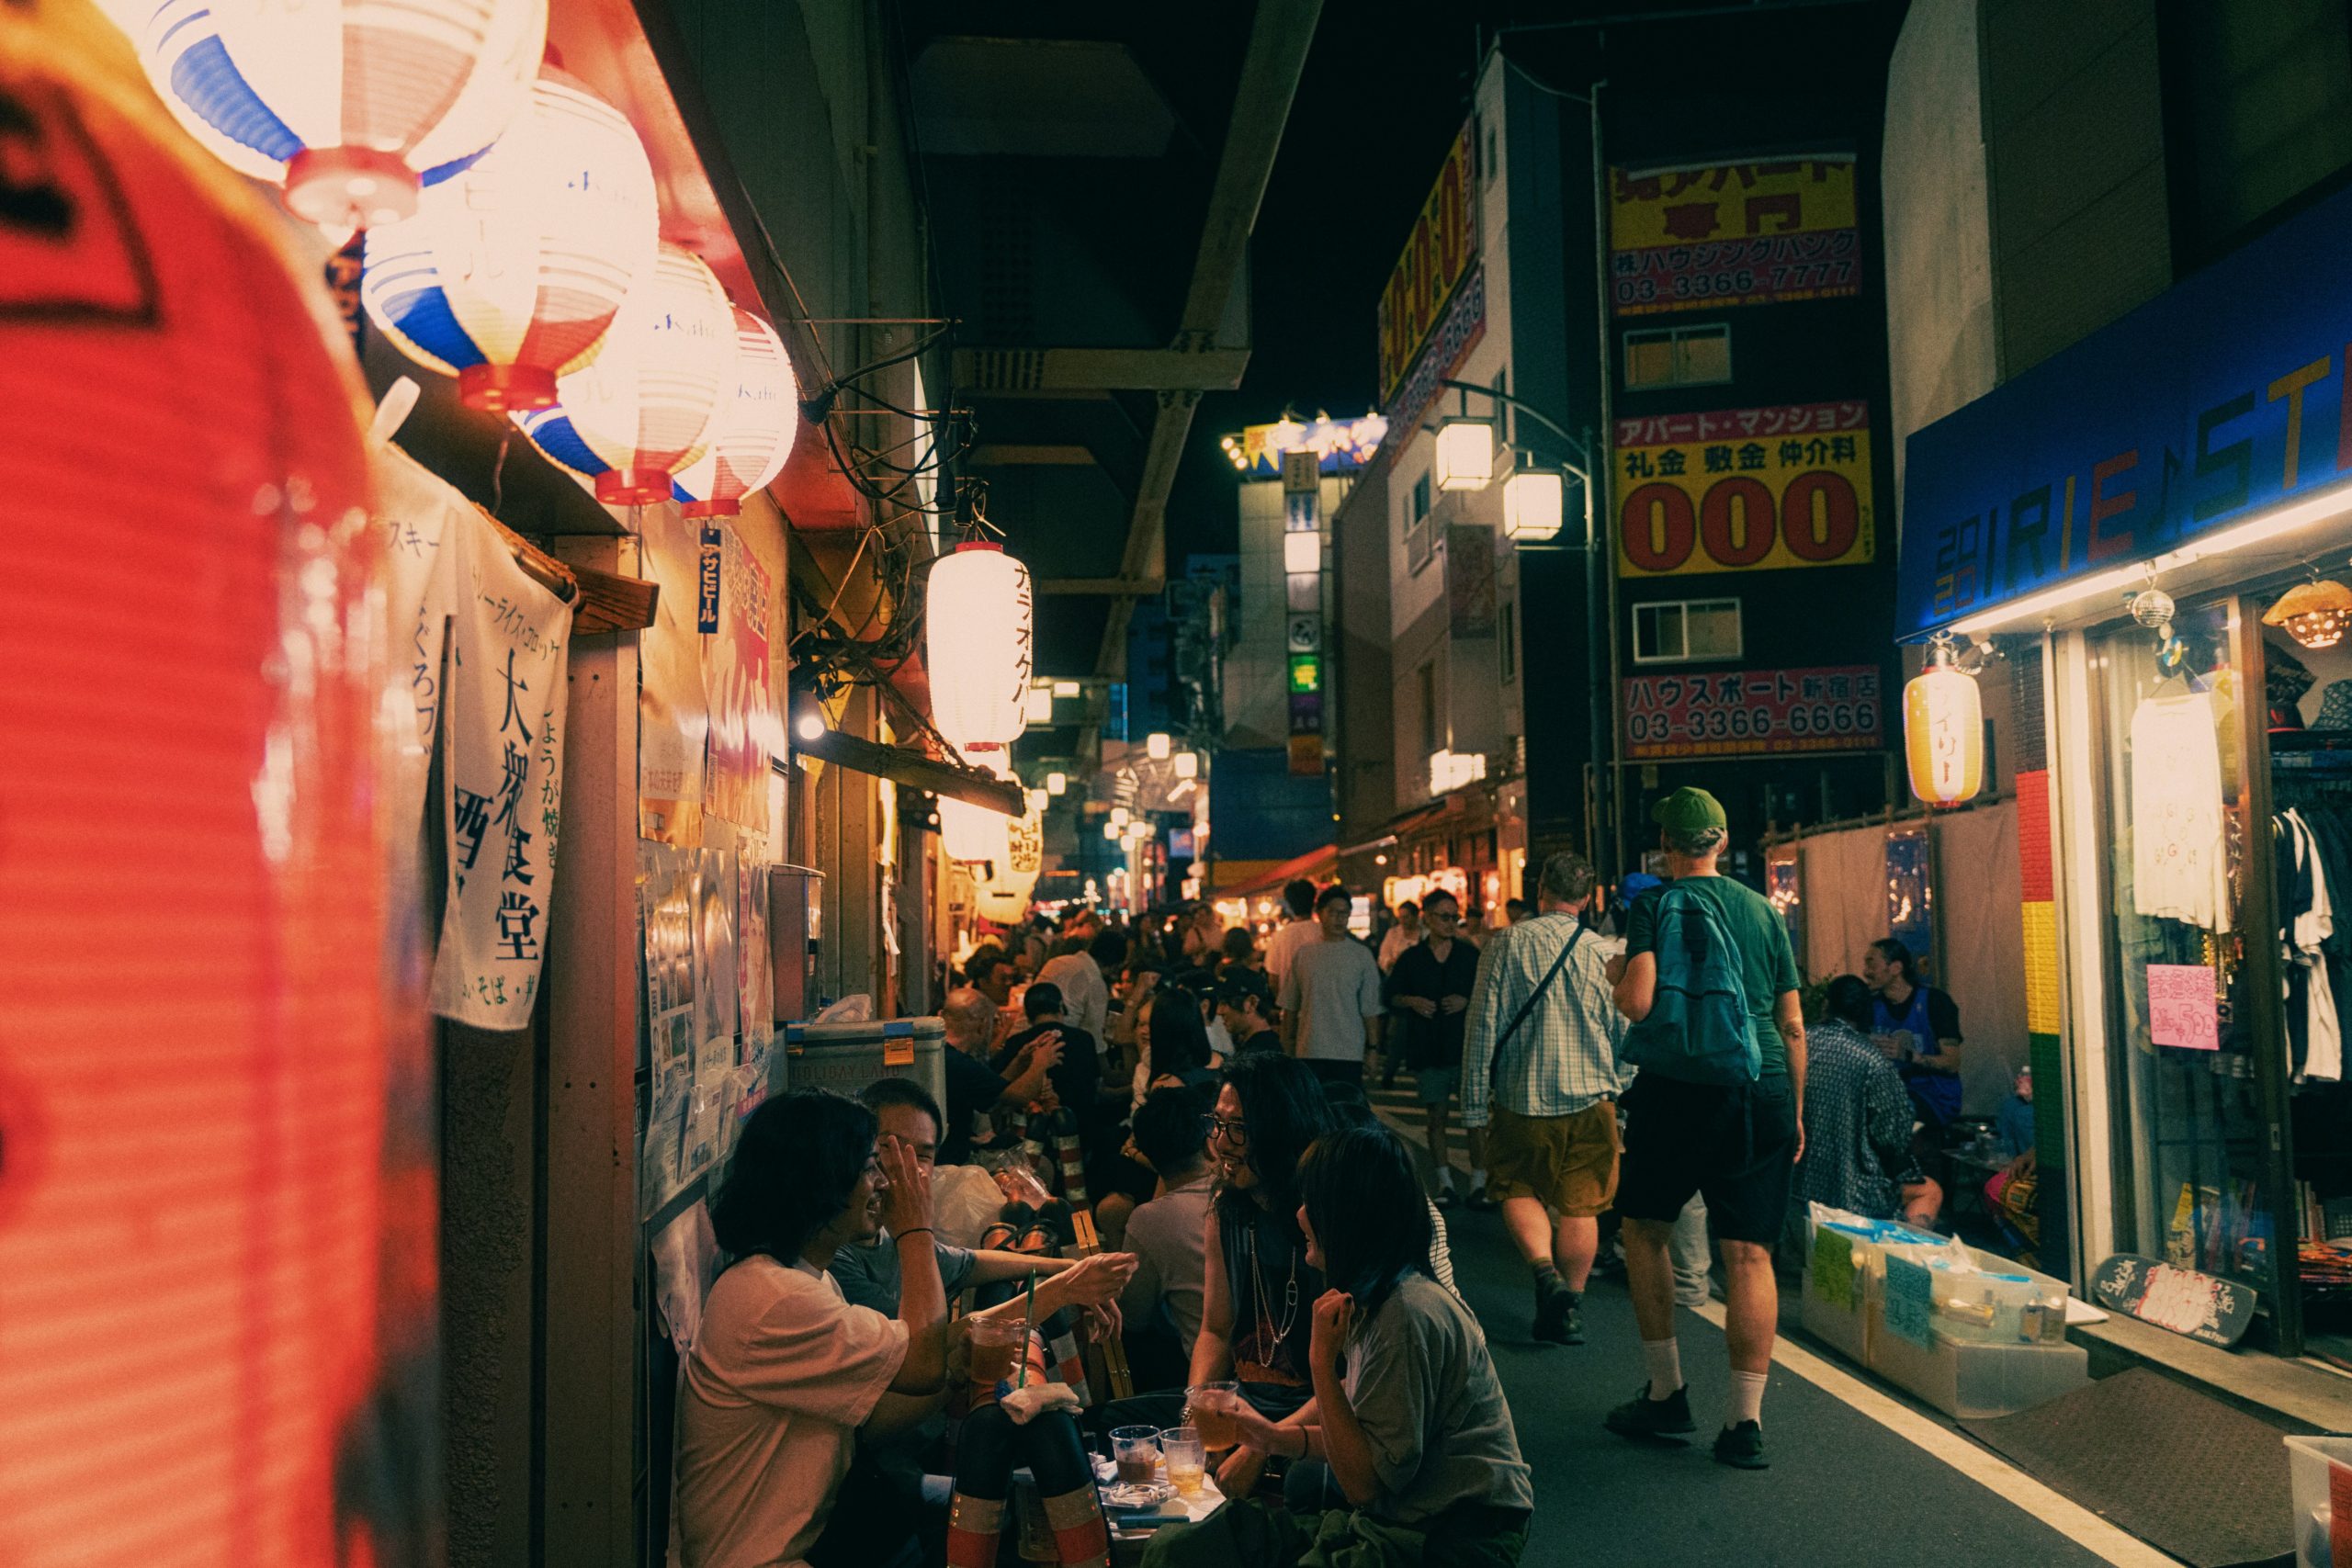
1385;888;1486;1208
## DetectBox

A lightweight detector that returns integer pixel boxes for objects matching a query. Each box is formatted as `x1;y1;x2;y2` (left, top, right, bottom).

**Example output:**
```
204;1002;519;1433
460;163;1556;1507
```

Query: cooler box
781;1018;946;1111
2286;1434;2352;1567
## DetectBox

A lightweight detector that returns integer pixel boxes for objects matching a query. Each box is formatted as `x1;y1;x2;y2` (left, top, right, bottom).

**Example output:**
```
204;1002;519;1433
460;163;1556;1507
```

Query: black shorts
1615;1073;1799;1246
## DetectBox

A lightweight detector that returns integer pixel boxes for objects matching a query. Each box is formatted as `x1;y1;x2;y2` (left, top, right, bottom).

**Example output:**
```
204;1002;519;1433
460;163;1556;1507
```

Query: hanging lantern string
489;424;512;518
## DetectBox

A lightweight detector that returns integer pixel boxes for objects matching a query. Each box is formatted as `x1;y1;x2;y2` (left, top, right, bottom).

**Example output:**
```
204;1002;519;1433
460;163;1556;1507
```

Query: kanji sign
1377;121;1478;402
1615;400;1874;576
1623;665;1882;760
1610;158;1860;316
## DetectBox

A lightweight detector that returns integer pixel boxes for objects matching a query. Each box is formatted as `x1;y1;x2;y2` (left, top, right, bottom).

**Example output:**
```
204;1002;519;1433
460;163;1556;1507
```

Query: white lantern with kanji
1905;644;1984;807
926;543;1033;750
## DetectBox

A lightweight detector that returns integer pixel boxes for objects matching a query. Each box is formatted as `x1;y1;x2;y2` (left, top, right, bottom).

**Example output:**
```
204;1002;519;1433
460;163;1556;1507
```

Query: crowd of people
672;783;2013;1565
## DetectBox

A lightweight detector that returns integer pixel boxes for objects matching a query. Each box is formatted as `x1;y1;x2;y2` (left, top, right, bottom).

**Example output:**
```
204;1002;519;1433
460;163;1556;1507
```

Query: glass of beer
967;1315;1027;1387
1111;1426;1161;1484
1161;1427;1206;1496
1186;1382;1243;1450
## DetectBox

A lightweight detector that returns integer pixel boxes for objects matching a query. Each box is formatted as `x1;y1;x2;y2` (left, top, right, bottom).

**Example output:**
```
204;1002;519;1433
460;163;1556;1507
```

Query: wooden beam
1037;577;1164;596
968;444;1099;467
796;728;1027;815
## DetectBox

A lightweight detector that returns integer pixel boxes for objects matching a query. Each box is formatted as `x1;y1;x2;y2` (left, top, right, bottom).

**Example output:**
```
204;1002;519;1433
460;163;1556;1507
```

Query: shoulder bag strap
1489;921;1583;1082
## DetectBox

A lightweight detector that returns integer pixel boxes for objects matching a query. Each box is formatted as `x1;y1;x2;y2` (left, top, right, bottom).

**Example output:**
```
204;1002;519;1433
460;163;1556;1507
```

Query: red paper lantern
0;7;412;1564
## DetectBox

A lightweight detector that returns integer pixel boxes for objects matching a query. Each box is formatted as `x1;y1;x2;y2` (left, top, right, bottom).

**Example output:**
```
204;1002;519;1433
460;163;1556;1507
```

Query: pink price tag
2146;964;2219;1052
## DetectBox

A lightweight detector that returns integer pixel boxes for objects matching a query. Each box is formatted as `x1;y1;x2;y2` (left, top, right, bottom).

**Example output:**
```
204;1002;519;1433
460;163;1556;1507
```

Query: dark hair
1134;1086;1209;1172
1216;968;1274;1014
1283;877;1317;917
1419;889;1457;914
1217;1053;1332;1230
1319;1078;1375;1128
1314;883;1351;912
1298;1123;1432;1317
966;944;1009;985
1220;926;1256;961
1506;898;1530;916
1023;981;1065;1021
1090;927;1130;967
1823;975;1876;1032
858;1076;944;1141
1538;850;1597;904
1396;899;1420;916
1146;983;1214;1077
712;1089;876;1263
1869;938;1917;984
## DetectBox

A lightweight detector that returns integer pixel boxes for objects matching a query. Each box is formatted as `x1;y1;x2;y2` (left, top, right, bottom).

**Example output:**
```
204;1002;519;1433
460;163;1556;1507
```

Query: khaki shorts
1485;1101;1621;1216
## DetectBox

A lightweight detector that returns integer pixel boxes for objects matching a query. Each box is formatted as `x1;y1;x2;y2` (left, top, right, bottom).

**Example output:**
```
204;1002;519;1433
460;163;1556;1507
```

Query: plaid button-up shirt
1461;911;1627;1129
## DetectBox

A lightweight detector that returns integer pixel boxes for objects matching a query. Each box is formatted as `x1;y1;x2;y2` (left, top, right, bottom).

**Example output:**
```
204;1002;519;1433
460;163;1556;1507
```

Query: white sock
1434;1165;1454;1191
1728;1371;1768;1427
1642;1338;1682;1401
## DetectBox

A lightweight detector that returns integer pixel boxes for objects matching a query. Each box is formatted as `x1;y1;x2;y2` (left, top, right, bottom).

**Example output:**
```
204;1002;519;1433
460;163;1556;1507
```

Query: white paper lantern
1905;650;1984;807
553;242;735;504
977;795;1045;922
926;542;1034;750
134;0;544;231
361;65;657;412
940;752;1014;865
673;306;799;516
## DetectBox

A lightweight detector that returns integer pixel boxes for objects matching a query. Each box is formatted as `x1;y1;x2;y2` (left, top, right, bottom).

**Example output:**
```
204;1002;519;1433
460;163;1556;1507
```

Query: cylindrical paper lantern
1905;649;1984;807
133;0;544;231
976;793;1045;921
674;307;799;517
553;242;735;504
926;543;1034;750
361;65;658;411
941;751;1015;866
2;4;406;1560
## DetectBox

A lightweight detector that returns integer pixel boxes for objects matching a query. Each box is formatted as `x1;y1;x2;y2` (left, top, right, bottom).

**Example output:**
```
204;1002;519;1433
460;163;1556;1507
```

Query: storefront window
2091;598;2286;1317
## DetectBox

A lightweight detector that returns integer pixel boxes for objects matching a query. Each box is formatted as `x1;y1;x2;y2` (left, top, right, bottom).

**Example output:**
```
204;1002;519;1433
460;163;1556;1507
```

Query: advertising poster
1377;120;1479;403
706;525;778;835
739;862;775;1072
639;841;696;1216
1609;157;1860;315
428;506;572;1030
639;508;708;845
693;848;740;1080
1616;401;1873;576
1623;664;1883;760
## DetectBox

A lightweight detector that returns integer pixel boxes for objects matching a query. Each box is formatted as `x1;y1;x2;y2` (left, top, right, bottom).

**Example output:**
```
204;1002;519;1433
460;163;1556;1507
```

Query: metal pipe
1592;77;1625;884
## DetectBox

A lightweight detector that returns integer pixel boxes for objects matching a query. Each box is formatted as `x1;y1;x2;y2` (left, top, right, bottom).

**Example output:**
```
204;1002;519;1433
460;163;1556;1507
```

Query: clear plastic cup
1162;1426;1205;1495
968;1315;1028;1387
1111;1425;1161;1484
1186;1382;1243;1450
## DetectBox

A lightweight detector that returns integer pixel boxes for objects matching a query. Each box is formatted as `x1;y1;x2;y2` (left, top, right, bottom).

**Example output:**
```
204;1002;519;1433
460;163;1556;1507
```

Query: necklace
1245;1215;1300;1351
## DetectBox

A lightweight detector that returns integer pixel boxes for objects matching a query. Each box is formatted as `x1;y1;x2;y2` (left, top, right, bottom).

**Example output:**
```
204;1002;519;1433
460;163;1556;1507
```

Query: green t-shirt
1626;876;1801;1078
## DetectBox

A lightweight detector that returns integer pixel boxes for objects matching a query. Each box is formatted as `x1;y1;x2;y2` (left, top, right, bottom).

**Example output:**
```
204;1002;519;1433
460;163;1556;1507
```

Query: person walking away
1386;888;1485;1209
1279;885;1384;1089
1263;877;1322;992
1796;976;1939;1228
1461;852;1626;1344
1156;1124;1533;1568
1039;926;1120;1046
1606;787;1804;1470
1377;901;1422;973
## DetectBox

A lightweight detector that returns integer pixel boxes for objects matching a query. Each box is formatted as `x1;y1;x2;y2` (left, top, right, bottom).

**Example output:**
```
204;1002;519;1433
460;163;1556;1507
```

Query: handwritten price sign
2146;964;2219;1052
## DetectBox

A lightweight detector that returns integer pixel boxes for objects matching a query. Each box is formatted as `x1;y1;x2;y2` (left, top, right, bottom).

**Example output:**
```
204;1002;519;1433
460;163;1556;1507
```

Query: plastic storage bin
1866;1319;2088;1419
781;1017;946;1111
2287;1435;2352;1567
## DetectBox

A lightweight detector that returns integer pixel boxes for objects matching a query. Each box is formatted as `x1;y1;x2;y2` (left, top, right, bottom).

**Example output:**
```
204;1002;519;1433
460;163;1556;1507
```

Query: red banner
1623;664;1883;759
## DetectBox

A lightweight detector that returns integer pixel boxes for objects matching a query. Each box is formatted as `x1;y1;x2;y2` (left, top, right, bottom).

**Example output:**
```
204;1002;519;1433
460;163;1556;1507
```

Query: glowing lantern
552;242;735;504
1173;751;1199;779
360;65;657;412
132;0;544;231
1046;772;1068;795
2264;578;2352;650
926;542;1034;750
673;307;799;516
1905;642;1984;807
1502;468;1565;542
977;795;1046;922
940;753;1014;865
1434;418;1494;491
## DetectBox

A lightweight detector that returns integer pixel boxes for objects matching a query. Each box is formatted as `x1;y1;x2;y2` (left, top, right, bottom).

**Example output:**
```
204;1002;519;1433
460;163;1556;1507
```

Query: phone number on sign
1626;700;1877;750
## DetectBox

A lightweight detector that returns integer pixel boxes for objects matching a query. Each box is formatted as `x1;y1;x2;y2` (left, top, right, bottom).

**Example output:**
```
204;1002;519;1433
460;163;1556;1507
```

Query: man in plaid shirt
1462;851;1627;1345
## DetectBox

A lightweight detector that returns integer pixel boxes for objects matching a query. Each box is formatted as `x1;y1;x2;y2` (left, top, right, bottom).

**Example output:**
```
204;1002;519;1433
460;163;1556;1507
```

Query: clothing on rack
2132;688;2233;932
2278;808;2341;1082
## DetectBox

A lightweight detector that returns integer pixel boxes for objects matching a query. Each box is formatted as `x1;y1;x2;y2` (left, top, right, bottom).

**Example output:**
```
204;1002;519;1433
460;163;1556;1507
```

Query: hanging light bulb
1173;751;1199;780
361;64;658;412
1046;772;1068;796
1110;807;1130;829
673;307;800;516
1146;732;1171;761
926;542;1034;750
1904;636;1984;807
2265;578;2352;650
548;243;736;504
134;0;545;232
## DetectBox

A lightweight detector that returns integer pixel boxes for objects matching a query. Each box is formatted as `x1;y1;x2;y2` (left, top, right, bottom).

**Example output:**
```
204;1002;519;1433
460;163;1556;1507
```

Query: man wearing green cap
1602;785;1805;1471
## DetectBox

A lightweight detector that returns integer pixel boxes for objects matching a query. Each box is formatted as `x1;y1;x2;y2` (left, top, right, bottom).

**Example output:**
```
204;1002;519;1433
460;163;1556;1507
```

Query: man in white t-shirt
1278;884;1385;1088
1262;877;1322;990
676;1090;949;1568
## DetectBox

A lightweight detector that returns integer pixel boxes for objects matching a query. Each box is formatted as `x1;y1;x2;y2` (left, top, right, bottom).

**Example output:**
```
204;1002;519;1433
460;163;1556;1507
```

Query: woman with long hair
1163;1126;1534;1568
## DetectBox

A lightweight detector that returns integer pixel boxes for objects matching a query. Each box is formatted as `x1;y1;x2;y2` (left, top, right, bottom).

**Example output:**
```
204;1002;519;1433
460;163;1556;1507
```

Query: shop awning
1216;843;1338;899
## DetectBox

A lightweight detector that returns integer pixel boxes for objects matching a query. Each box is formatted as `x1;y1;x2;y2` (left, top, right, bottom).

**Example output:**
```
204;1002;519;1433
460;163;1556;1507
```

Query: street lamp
1501;464;1566;543
1433;418;1494;491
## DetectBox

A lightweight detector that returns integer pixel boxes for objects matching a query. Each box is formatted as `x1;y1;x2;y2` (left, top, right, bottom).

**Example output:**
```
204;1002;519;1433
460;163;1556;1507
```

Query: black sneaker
1604;1384;1695;1441
1559;1299;1585;1345
1533;1287;1574;1343
1713;1420;1769;1469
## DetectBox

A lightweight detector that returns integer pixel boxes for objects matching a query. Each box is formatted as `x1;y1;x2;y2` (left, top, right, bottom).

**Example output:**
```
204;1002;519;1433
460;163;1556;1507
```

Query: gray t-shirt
828;1229;977;1315
1279;937;1384;1062
1345;1274;1533;1525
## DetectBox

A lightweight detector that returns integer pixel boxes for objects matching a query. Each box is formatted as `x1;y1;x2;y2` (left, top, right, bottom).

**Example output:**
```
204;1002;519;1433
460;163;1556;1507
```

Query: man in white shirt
1261;877;1322;991
1037;927;1119;1044
1376;900;1422;973
1119;1088;1217;1386
1278;884;1385;1088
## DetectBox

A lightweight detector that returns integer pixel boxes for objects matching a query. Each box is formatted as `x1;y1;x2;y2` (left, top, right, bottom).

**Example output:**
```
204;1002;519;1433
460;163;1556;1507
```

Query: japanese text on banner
1623;665;1883;761
1616;400;1874;576
1610;158;1860;315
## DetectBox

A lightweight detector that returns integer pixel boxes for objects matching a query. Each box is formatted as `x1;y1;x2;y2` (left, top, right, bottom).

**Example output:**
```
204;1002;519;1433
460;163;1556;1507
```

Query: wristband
894;1226;934;1243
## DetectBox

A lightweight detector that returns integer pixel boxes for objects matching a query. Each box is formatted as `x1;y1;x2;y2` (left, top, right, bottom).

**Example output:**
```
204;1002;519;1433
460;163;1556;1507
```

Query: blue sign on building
1896;179;2352;640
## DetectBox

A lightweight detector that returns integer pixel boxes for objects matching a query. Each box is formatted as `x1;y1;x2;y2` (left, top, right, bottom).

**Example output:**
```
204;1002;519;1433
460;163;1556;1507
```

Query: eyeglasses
1203;1115;1250;1145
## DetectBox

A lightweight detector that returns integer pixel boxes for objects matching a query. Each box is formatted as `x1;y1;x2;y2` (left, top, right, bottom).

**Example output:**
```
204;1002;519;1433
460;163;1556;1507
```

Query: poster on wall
639;841;696;1217
639;508;709;845
1623;664;1883;760
706;525;779;836
1609;157;1860;316
1616;401;1873;577
694;849;741;1078
428;506;572;1030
